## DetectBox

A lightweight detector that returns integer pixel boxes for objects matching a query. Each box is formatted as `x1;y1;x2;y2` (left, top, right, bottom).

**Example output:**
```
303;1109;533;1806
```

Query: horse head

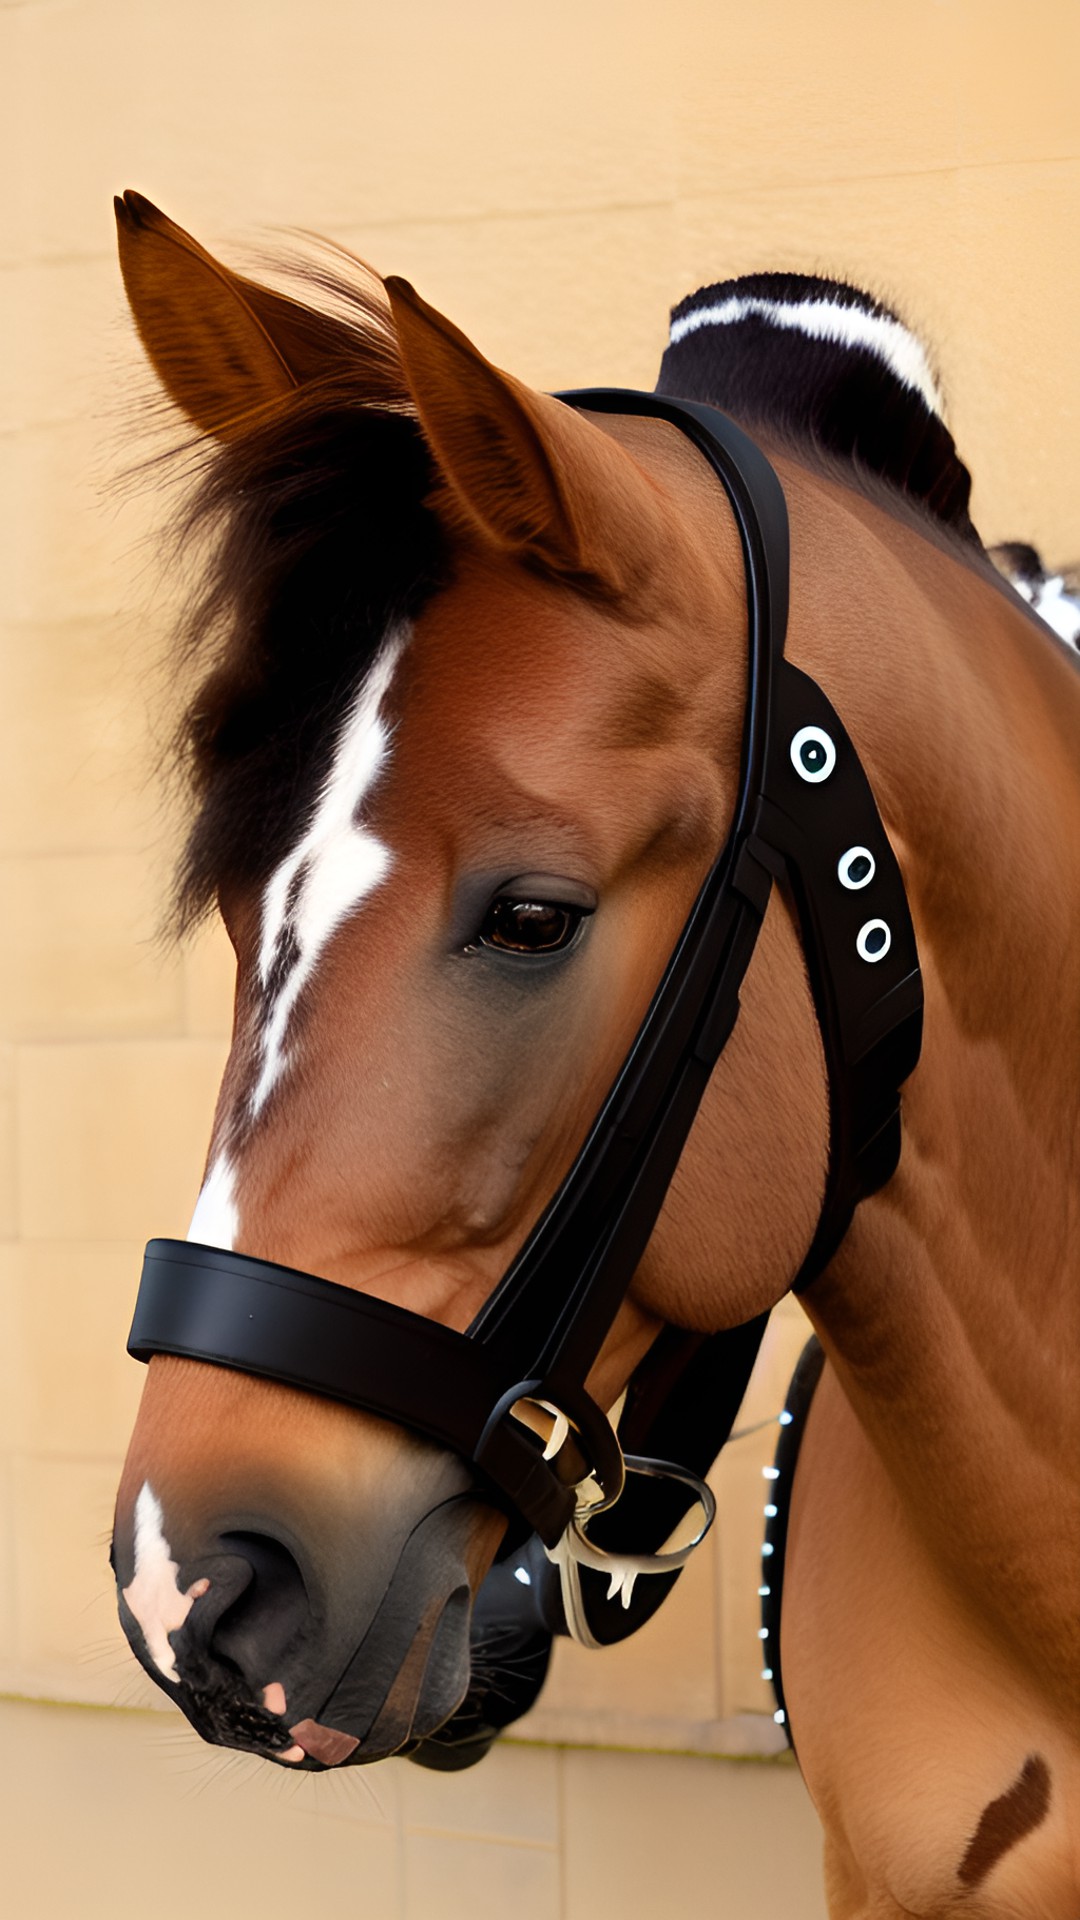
110;193;832;1766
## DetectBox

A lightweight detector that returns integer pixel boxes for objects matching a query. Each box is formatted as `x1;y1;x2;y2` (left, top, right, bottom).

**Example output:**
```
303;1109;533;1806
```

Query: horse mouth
122;1589;473;1770
118;1529;481;1769
285;1717;360;1766
282;1582;474;1766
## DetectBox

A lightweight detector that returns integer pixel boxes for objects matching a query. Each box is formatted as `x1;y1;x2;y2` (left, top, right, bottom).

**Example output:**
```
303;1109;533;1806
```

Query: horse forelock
657;271;979;547
167;388;448;937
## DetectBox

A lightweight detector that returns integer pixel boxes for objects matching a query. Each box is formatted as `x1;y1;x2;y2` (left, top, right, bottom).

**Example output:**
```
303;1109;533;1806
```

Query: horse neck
781;454;1080;1245
775;453;1080;1670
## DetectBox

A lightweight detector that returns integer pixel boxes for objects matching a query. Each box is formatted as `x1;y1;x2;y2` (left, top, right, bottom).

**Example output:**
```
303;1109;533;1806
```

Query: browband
129;392;922;1548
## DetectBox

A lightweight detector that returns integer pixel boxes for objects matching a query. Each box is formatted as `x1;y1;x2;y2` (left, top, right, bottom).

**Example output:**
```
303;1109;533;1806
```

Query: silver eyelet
838;846;876;891
856;919;891;964
790;725;836;784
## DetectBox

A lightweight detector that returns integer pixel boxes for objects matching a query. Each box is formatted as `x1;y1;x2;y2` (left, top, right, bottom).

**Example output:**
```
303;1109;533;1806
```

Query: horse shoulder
781;1364;1080;1917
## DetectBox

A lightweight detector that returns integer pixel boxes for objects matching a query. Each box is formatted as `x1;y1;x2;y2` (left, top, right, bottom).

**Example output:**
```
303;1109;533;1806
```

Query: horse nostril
203;1531;311;1678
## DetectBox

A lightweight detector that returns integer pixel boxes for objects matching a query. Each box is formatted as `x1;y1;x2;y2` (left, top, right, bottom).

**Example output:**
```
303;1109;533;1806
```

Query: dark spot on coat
958;1753;1051;1888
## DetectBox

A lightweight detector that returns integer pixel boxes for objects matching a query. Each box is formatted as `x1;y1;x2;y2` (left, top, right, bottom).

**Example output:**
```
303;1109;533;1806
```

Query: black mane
656;272;978;545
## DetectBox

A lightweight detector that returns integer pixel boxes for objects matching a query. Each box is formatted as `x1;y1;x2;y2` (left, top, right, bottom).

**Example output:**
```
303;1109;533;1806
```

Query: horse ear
384;276;654;594
115;190;388;438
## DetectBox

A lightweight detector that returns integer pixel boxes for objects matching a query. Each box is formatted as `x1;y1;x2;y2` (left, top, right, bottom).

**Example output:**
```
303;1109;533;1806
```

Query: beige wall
3;0;1077;1912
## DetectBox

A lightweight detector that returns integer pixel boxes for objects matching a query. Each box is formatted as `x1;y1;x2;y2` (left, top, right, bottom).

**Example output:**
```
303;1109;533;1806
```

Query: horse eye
477;898;585;955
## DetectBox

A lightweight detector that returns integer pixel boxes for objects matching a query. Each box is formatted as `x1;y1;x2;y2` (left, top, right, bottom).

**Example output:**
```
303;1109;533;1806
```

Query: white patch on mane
1016;572;1080;648
669;293;944;417
188;1154;239;1250
122;1484;197;1684
249;625;407;1119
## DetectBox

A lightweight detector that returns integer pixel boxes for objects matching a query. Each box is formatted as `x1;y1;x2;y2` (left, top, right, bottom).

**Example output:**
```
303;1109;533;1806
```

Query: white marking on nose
249;626;407;1119
121;1484;204;1684
188;1153;239;1251
669;293;944;416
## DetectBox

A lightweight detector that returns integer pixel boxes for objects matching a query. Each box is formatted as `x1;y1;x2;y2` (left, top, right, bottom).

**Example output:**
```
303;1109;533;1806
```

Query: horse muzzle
113;1449;505;1767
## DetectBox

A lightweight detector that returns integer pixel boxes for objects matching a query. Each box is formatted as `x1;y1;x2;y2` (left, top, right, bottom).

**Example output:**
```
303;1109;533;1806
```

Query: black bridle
128;391;922;1560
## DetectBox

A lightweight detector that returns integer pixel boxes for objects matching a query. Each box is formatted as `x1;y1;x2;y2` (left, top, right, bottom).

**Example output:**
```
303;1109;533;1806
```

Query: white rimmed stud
856;918;892;964
790;725;836;783
838;845;876;890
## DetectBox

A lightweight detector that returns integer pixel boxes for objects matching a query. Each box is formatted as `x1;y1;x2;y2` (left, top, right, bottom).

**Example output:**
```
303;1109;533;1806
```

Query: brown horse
111;193;1080;1914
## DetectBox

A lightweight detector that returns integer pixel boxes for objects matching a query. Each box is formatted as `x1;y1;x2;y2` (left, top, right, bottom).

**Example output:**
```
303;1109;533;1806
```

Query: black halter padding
127;390;923;1545
752;661;923;1283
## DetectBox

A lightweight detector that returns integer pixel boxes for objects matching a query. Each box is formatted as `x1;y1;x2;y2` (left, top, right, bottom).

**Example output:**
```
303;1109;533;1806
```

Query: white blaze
122;1483;199;1684
669;293;945;416
249;626;406;1119
188;1153;239;1250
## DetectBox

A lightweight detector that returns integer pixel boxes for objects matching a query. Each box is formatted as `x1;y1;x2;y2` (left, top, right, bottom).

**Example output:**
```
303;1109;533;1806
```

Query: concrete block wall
2;1;1077;1911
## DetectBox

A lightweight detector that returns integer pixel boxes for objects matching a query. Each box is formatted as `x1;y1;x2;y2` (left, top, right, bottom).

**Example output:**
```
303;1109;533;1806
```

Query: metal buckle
546;1454;717;1649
